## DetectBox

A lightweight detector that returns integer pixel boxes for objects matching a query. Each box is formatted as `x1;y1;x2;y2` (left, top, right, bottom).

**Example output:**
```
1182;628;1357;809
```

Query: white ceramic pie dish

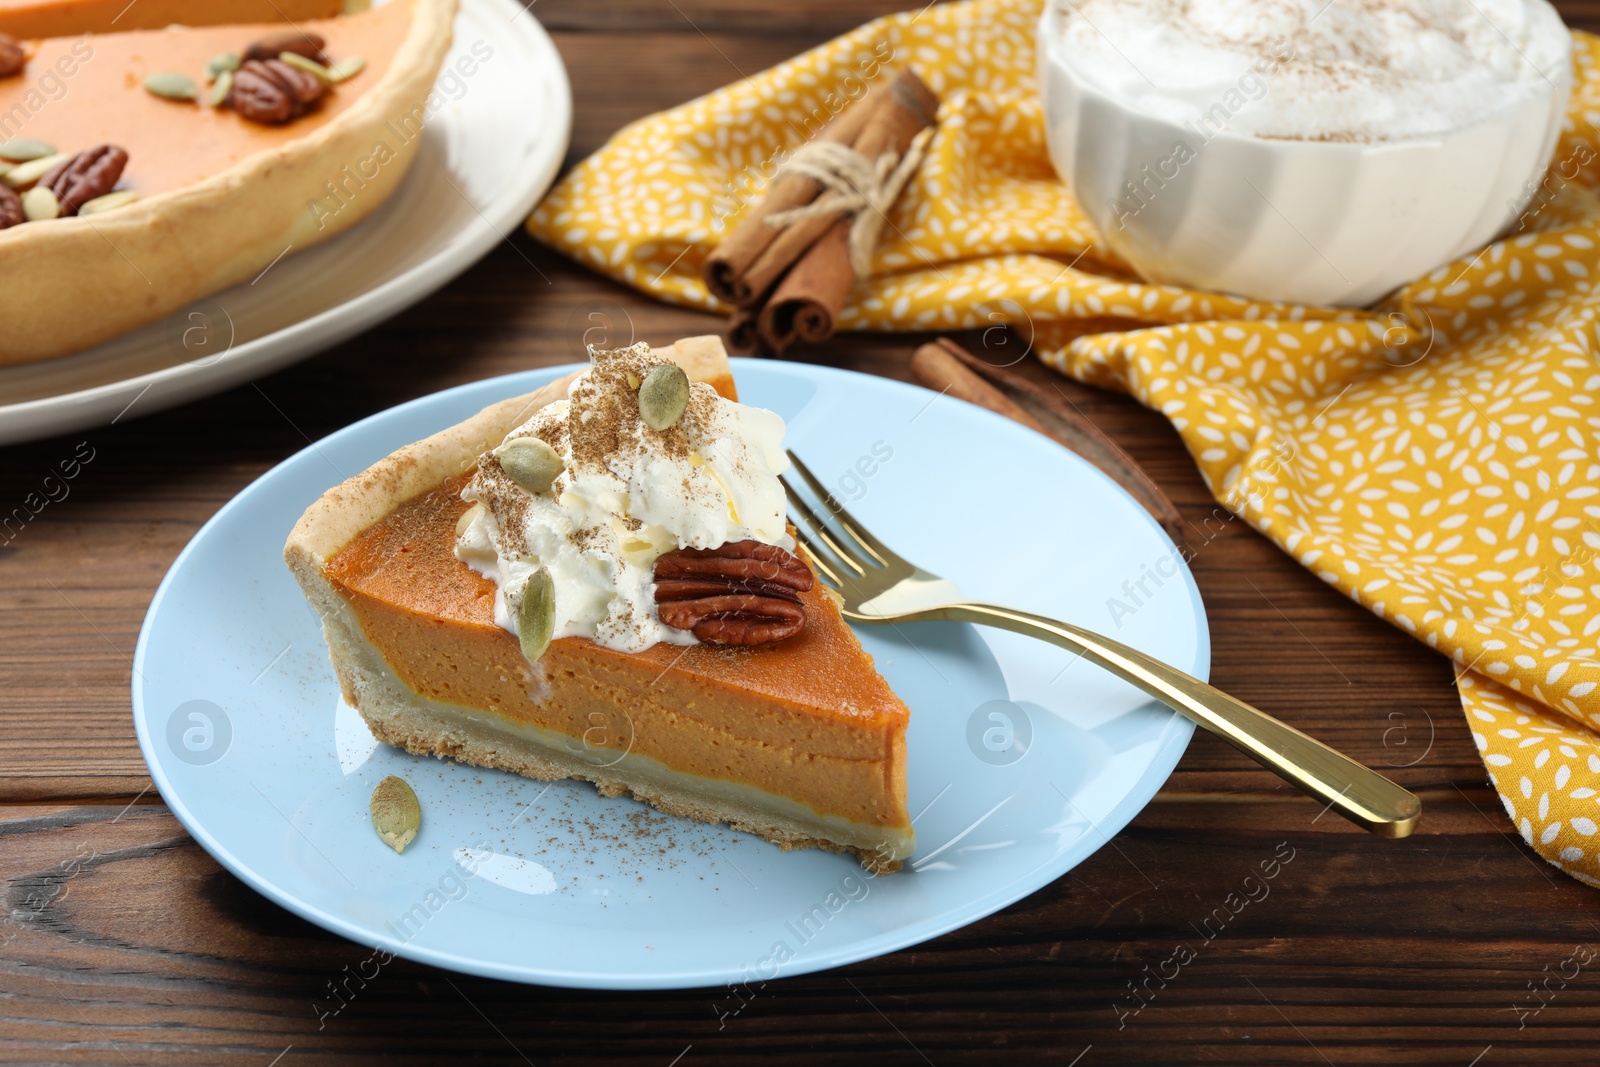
1037;1;1573;307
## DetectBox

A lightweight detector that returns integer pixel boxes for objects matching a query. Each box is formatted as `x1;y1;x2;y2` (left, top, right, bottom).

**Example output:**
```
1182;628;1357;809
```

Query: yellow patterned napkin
529;0;1600;885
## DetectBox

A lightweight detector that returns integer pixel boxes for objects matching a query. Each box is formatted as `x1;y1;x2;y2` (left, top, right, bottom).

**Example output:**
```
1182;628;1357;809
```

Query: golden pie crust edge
285;336;732;566
0;0;458;366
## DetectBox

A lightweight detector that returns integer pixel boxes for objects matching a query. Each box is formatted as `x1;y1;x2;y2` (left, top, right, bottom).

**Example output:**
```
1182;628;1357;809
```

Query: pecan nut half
244;30;328;65
40;145;129;217
0;185;21;229
0;34;24;78
653;540;815;645
230;58;327;124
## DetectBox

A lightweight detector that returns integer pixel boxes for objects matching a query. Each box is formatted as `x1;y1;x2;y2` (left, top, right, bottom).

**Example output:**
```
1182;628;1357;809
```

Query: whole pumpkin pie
285;337;915;872
0;0;363;37
0;0;456;364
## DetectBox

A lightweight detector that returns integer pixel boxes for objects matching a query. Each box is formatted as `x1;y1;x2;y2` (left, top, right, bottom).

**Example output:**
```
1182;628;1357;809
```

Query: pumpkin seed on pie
78;191;140;216
497;436;564;494
1;152;67;189
205;52;241;81
516;568;556;664
278;51;337;84
0;139;55;162
21;186;57;221
144;71;199;101
327;56;367;82
639;364;690;430
208;70;234;108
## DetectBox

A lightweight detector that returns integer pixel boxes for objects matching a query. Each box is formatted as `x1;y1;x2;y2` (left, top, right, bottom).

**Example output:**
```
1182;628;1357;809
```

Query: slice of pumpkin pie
285;337;915;872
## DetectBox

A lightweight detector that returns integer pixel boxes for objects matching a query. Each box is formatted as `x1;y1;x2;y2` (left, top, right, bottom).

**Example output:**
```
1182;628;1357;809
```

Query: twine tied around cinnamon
763;126;934;278
700;68;941;357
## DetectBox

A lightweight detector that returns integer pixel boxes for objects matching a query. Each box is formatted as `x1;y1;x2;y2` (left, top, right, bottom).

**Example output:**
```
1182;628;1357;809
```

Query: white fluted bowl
1037;4;1572;308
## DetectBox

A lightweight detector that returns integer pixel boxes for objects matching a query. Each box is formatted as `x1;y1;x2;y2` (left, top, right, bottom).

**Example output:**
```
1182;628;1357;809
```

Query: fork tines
781;451;896;588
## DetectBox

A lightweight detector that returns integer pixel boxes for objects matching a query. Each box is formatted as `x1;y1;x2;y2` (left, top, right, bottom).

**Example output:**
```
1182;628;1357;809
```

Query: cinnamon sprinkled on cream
455;344;792;655
1054;0;1569;141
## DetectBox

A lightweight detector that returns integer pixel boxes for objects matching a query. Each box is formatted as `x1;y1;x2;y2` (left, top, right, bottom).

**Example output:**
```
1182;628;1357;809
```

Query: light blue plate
132;359;1206;990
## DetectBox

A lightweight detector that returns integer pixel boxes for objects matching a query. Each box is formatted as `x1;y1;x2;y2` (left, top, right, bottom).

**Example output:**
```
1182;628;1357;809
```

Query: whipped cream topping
1053;0;1570;141
456;344;791;654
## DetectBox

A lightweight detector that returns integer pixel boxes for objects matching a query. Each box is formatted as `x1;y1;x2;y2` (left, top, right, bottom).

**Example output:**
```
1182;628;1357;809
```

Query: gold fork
781;452;1421;838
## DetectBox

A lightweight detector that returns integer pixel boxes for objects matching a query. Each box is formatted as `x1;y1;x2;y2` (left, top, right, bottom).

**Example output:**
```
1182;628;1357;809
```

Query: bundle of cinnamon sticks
705;69;939;358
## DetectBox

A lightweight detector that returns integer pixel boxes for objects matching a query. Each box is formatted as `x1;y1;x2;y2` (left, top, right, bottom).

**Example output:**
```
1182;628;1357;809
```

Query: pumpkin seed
278;51;336;84
517;568;556;664
326;55;367;82
370;775;420;854
638;364;690;431
20;186;56;221
1;152;67;188
78;190;139;216
497;436;564;494
0;138;55;162
144;71;198;101
205;51;240;81
208;69;233;108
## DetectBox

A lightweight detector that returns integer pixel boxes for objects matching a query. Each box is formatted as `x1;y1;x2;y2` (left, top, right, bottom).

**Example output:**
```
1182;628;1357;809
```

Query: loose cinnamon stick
910;341;1050;434
703;96;882;306
913;339;1187;545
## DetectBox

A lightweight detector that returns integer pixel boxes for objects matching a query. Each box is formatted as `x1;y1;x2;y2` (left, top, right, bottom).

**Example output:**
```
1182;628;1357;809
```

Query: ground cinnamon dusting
453;342;789;653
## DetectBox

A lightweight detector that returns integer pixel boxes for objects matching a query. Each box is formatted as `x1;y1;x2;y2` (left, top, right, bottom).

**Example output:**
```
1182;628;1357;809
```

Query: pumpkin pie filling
0;0;358;38
326;479;912;832
288;338;916;870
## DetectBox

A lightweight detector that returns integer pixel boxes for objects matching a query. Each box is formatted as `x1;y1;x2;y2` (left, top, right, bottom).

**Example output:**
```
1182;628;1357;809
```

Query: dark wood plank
0;795;1594;1065
555;33;818;164
537;0;921;36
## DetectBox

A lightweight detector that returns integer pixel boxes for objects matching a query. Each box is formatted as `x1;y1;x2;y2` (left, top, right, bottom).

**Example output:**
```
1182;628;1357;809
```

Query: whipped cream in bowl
457;344;793;655
1059;0;1568;142
1039;0;1573;305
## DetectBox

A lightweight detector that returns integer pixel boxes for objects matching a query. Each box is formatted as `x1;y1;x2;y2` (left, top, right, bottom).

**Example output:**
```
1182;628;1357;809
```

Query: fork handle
929;602;1421;838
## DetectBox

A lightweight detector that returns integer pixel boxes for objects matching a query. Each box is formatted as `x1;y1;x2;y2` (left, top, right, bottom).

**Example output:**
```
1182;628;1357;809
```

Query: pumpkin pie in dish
0;0;455;365
285;338;915;872
0;0;363;37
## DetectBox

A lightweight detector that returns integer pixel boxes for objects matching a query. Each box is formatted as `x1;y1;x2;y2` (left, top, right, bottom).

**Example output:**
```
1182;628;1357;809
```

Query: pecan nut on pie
285;338;915;871
0;0;456;364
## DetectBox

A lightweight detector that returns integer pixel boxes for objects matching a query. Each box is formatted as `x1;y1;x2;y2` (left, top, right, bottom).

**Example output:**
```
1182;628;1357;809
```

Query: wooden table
4;3;1597;1063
